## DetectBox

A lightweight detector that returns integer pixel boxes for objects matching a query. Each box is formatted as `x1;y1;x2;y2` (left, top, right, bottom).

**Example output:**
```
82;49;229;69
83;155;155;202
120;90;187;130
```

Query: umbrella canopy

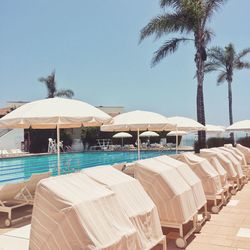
139;131;159;137
0;97;111;129
0;97;112;174
226;120;250;132
167;116;205;132
112;132;132;138
101;110;176;132
101;110;176;159
167;131;188;136
206;124;225;133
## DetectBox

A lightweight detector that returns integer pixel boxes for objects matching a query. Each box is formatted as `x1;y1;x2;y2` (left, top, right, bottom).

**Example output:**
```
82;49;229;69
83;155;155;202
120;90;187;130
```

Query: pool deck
1;181;250;250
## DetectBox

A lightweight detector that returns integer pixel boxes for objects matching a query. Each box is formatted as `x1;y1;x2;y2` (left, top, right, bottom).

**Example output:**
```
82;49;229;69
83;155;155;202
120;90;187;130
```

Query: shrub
237;136;250;147
206;137;233;148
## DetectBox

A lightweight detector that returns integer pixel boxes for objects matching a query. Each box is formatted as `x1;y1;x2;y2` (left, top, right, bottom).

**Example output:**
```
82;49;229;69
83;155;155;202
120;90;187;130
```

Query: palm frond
151;37;191;67
204;61;225;73
234;60;250;70
203;28;214;45
139;12;193;42
236;48;250;60
207;46;226;66
56;89;74;98
204;0;227;24
217;71;227;85
160;0;181;9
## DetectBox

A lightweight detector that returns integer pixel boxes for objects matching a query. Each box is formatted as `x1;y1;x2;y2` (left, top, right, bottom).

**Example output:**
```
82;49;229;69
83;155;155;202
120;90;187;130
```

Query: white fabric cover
200;149;237;179
82;166;163;250
198;152;228;188
174;153;223;195
224;145;247;165
135;158;197;225
167;116;205;131
29;173;142;250
154;155;206;210
236;144;250;164
0;97;111;129
220;147;245;165
211;148;244;178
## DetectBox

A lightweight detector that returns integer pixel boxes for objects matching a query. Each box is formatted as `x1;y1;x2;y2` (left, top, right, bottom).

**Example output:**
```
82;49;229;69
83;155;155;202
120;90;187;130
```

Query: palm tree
139;0;227;149
39;70;74;98
205;44;250;128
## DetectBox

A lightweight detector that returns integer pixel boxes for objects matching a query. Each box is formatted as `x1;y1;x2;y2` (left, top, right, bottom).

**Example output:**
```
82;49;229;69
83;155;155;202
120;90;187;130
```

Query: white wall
0;129;24;150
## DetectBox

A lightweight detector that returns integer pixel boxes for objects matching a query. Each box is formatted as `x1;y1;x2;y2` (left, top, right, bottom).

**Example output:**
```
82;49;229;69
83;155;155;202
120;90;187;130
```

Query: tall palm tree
205;44;250;127
39;70;74;98
139;0;227;149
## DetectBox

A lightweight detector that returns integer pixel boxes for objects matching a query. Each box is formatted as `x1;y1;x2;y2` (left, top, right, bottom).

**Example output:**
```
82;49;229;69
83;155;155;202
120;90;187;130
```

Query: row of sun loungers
1;144;250;249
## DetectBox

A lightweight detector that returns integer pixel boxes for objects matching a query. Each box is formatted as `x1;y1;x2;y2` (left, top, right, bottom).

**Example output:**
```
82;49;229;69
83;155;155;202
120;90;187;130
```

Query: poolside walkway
1;182;250;250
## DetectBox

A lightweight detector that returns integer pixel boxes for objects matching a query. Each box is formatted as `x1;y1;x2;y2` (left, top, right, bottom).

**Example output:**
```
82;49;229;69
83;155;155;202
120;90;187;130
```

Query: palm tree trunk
195;35;206;151
228;80;234;143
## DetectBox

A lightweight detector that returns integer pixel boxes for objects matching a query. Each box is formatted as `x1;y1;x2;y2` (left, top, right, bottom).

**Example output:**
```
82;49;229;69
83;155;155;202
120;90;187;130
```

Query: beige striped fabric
134;158;197;225
29;173;142;250
82;166;163;250
200;149;237;179
198;152;229;188
155;155;206;210
212;148;244;178
236;144;250;164
222;146;246;165
175;153;223;196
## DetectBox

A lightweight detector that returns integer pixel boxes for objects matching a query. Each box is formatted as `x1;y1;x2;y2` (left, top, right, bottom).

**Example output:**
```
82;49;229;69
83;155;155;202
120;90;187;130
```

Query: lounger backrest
26;172;51;195
0;182;25;202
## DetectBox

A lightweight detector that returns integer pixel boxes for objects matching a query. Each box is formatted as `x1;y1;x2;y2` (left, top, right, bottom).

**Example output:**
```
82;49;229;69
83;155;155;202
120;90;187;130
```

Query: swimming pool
0;150;178;184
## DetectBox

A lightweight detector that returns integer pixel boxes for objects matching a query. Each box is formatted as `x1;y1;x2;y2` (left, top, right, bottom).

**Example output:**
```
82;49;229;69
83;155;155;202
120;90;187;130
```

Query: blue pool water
0;150;178;184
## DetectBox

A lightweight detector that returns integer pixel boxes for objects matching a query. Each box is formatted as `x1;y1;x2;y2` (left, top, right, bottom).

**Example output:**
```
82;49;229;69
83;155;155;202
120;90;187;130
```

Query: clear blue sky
0;0;249;126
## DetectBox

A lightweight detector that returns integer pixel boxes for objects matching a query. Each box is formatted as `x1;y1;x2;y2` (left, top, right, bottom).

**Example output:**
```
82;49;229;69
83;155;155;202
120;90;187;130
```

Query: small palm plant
205;44;250;126
139;0;227;149
39;70;74;98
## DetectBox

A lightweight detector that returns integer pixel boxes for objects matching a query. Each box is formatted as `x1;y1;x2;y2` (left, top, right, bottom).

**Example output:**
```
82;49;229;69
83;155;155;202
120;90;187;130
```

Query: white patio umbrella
226;120;250;132
112;132;132;147
167;116;205;152
0;97;111;174
139;131;159;137
167;131;188;151
101;110;176;159
139;131;159;146
206;124;225;133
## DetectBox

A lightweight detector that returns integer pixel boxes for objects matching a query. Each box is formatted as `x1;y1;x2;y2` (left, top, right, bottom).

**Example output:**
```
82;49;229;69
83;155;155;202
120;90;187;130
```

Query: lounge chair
19;172;52;203
155;155;209;222
82;166;167;250
173;153;225;214
236;144;250;164
0;182;31;227
135;158;198;248
211;147;246;188
29;173;142;249
200;149;239;194
198;151;231;203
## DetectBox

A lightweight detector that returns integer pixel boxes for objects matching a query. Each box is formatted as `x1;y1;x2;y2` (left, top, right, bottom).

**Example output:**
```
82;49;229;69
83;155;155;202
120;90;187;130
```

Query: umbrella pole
57;125;60;175
137;128;140;160
122;137;123;148
176;128;178;154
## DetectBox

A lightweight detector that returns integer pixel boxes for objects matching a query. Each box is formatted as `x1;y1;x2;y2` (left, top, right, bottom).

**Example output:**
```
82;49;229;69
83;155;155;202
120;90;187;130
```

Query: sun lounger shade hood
198;152;228;187
154;155;206;210
101;110;176;132
210;148;244;178
29;173;142;250
174;153;223;195
0;97;111;129
82;166;164;250
200;149;237;178
236;144;250;164
135;158;197;224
